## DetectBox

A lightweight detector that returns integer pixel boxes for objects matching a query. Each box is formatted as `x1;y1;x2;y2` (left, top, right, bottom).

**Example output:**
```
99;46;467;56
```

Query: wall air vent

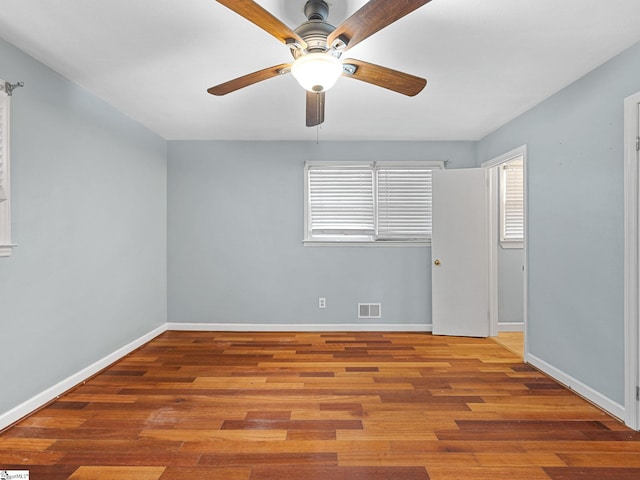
358;303;381;319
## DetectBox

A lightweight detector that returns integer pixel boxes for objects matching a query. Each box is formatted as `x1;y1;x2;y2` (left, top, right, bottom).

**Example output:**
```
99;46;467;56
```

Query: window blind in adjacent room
501;157;524;242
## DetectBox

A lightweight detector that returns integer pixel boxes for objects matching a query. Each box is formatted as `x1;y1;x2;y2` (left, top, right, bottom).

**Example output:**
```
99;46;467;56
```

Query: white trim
0;324;167;431
0;84;12;257
166;322;433;332
624;90;640;430
526;352;625;421
498;322;525;332
500;241;523;250
481;145;528;343
486;165;500;337
0;244;18;256
303;240;430;247
481;146;526;169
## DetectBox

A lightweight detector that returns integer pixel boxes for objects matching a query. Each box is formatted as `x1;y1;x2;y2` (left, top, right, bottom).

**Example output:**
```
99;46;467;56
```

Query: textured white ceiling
1;0;640;141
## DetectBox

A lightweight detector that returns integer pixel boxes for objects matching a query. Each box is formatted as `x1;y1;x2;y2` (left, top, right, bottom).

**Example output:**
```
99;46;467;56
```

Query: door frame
624;91;640;430
481;145;528;356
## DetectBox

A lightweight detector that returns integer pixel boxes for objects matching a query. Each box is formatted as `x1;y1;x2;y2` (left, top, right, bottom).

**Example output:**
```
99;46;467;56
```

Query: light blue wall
498;247;524;325
477;40;640;405
167;141;476;327
0;38;167;414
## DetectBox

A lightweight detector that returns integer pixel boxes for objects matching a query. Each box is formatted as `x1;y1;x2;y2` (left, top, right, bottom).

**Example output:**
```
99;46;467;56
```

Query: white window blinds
376;166;433;239
305;161;443;244
307;165;375;237
500;157;524;242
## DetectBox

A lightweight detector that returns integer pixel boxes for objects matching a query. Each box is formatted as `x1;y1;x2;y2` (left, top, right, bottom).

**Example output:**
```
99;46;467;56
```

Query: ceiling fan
208;0;431;127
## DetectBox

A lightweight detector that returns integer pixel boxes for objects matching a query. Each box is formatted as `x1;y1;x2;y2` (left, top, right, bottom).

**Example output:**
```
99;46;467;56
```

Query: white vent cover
358;303;381;319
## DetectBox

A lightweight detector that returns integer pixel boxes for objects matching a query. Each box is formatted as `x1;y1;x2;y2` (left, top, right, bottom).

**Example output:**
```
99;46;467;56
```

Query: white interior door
431;168;489;337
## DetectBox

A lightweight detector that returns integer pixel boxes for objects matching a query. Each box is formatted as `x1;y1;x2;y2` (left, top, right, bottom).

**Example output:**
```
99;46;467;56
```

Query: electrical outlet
318;297;326;309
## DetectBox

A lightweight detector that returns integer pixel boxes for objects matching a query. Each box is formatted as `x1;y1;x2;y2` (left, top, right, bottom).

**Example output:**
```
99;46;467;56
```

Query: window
0;80;12;257
500;156;524;247
306;164;375;239
304;161;443;245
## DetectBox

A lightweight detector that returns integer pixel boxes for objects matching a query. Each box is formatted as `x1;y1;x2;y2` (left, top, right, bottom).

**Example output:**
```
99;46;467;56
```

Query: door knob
434;259;441;266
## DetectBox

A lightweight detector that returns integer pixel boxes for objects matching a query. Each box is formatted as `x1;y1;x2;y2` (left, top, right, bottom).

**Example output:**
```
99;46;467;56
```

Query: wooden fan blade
216;0;306;49
306;91;325;127
207;63;291;96
342;59;426;96
327;0;431;52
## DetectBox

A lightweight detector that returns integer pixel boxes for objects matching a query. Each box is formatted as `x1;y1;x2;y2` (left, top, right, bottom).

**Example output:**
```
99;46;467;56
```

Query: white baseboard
498;322;525;332
166;322;433;332
526;352;625;421
0;324;167;431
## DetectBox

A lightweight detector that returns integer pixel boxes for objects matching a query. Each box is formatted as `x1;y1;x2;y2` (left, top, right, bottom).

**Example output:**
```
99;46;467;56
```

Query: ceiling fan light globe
291;53;342;92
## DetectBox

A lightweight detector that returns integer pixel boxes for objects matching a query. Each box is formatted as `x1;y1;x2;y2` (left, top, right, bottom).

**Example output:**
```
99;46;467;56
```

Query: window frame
0;81;12;257
303;160;444;246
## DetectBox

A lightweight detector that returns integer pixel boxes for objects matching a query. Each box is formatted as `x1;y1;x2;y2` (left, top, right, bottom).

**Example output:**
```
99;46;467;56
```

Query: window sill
500;241;523;249
303;240;431;247
0;244;17;257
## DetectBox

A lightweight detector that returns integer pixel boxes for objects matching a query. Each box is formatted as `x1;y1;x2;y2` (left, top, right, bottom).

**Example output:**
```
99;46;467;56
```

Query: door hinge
636;136;640;152
637;385;639;401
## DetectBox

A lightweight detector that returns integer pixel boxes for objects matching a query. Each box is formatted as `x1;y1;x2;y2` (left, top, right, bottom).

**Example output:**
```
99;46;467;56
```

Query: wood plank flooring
1;331;639;479
492;332;524;358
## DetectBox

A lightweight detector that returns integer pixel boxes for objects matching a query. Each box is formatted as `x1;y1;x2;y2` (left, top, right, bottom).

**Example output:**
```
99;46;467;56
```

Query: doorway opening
482;146;527;359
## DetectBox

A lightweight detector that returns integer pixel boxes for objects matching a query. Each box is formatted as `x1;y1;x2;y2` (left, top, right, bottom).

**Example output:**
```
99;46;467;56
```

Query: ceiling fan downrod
304;0;329;21
293;0;340;57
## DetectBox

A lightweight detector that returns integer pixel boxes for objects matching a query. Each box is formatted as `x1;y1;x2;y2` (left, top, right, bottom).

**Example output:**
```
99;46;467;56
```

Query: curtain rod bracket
4;81;24;96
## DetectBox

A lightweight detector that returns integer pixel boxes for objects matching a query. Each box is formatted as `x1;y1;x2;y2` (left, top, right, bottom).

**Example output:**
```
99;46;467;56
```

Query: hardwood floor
1;331;639;479
492;331;524;358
